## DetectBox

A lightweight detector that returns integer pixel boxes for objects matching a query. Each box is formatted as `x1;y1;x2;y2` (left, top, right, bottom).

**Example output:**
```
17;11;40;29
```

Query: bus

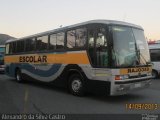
148;43;160;78
0;45;5;72
5;20;152;96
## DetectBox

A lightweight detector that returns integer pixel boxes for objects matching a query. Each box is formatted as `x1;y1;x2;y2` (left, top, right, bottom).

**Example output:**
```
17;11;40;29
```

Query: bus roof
6;19;143;43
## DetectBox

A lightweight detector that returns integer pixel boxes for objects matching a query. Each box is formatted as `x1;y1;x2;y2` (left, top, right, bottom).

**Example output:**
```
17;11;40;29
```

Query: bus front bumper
110;78;152;96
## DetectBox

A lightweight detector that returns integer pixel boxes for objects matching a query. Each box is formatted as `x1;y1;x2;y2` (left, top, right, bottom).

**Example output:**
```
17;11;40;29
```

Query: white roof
6;19;143;43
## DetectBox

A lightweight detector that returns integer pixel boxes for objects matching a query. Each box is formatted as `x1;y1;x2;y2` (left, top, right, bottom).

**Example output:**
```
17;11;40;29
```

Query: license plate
135;83;141;88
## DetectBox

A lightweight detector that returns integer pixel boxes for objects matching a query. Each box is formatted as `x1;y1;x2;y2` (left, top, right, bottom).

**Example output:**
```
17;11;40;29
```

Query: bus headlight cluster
115;75;129;80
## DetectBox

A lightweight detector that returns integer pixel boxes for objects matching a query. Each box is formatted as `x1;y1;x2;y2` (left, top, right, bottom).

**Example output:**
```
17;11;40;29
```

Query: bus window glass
76;28;87;47
17;40;25;53
132;28;150;63
12;42;17;53
150;49;160;61
25;38;36;52
57;32;64;49
67;30;76;48
112;26;150;67
9;43;13;54
95;28;108;67
112;27;136;67
88;27;108;67
50;34;56;50
37;36;48;51
0;47;5;53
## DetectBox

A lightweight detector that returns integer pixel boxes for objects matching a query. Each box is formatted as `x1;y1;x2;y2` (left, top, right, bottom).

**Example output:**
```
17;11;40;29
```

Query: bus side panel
21;63;65;82
4;51;90;80
5;63;22;77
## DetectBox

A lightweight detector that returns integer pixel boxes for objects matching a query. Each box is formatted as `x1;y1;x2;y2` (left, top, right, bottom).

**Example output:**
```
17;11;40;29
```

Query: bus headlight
115;75;129;80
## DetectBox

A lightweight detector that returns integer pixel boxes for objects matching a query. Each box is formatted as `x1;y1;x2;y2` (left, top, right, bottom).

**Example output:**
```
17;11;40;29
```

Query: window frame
16;40;25;53
49;33;57;50
48;31;66;52
66;26;87;51
150;49;160;62
36;35;49;52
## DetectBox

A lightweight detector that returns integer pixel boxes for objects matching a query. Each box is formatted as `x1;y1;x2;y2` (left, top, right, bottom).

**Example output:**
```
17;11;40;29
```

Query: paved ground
0;73;160;114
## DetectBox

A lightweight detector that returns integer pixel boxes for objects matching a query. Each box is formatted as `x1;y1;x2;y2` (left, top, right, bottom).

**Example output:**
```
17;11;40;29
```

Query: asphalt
0;74;160;114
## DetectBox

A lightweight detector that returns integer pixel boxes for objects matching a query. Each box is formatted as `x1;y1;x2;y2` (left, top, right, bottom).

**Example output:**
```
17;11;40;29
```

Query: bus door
88;25;108;68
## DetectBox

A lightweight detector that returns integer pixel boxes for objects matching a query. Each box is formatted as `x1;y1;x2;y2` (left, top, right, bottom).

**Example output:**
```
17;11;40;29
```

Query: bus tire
152;70;158;79
15;69;23;82
68;73;85;96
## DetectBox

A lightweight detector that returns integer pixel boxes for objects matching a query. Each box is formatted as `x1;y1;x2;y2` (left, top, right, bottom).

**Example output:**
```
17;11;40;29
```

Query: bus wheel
152;70;158;79
68;74;85;96
16;69;23;82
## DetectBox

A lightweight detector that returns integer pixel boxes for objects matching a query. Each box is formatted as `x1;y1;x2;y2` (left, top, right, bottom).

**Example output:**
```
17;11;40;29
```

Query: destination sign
120;67;151;74
128;67;149;73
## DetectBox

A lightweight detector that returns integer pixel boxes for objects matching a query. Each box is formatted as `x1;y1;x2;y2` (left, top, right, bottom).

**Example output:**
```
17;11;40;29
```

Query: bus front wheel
16;69;23;82
68;74;85;96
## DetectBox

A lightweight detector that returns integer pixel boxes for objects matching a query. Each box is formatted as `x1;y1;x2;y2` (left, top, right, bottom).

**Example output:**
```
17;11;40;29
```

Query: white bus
149;43;160;78
5;20;152;96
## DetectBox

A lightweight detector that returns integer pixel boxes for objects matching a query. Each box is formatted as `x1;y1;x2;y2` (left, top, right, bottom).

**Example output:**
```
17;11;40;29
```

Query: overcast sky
0;0;160;40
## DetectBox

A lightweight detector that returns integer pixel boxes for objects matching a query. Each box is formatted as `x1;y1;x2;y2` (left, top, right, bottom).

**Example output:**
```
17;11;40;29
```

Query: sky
0;0;160;40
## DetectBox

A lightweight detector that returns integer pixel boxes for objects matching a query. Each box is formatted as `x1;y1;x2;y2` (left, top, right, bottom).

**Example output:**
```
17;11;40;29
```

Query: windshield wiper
135;43;151;66
139;51;152;65
134;42;141;65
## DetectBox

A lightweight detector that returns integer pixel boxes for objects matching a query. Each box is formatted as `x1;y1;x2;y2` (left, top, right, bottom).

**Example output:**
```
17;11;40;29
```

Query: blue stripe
9;63;62;77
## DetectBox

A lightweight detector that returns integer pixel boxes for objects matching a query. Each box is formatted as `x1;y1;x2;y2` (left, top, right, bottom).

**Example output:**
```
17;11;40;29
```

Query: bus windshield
112;26;150;68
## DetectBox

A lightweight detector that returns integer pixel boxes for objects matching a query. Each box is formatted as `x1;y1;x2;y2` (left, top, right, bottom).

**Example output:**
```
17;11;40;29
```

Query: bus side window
37;36;48;51
17;40;25;53
25;38;36;52
75;28;87;47
67;28;87;49
9;43;13;54
56;32;64;49
50;34;56;50
67;30;76;48
150;49;160;61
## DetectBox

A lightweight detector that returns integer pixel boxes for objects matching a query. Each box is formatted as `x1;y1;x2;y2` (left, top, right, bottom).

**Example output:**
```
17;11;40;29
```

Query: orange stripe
4;52;90;64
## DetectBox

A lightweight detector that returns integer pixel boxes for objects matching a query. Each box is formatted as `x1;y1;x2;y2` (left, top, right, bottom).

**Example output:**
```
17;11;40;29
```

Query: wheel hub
71;79;82;92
